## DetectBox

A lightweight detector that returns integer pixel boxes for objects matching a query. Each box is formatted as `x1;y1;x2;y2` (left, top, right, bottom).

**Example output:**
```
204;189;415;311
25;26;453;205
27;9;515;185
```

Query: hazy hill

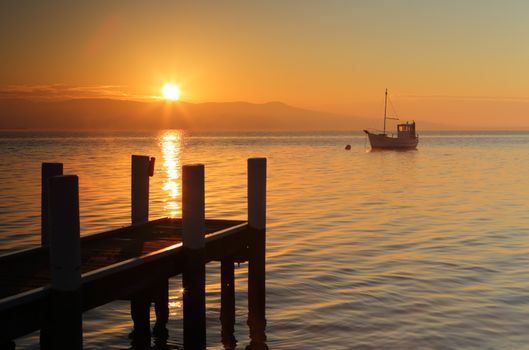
0;98;444;131
0;98;371;131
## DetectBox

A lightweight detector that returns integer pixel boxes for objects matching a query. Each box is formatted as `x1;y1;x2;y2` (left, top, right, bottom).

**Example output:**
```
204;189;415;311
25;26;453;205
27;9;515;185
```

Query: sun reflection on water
160;130;183;217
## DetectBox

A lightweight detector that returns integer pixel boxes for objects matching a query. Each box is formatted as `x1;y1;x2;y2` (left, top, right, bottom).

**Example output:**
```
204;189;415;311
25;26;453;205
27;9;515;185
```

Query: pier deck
0;218;249;341
1;156;266;349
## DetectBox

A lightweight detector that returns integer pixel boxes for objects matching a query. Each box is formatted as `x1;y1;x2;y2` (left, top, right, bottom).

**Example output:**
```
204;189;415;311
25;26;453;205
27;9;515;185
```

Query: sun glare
161;83;181;101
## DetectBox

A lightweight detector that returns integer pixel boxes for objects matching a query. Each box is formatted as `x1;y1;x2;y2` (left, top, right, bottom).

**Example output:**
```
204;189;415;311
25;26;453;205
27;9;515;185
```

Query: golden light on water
161;130;183;217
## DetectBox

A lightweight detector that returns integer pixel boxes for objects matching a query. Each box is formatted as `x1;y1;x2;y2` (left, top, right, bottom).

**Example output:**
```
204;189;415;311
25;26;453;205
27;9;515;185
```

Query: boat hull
364;131;418;150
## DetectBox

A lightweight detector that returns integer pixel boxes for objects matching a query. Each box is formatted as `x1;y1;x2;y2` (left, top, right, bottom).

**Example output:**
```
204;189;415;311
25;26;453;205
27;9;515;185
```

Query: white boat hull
364;131;418;150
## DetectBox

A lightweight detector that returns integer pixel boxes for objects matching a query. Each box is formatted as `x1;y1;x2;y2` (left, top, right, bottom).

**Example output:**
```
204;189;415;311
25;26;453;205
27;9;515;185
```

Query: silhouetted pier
0;156;267;349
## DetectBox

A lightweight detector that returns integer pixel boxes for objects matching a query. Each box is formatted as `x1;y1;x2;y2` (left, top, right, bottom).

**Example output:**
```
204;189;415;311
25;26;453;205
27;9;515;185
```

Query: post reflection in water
160;131;183;218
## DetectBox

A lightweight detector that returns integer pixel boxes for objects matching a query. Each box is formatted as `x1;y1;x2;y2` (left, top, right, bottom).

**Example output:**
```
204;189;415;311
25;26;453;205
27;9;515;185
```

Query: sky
1;0;529;128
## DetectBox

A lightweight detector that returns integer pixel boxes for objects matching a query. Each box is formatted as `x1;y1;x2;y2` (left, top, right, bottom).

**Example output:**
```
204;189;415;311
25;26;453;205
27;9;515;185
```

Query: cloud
0;84;141;101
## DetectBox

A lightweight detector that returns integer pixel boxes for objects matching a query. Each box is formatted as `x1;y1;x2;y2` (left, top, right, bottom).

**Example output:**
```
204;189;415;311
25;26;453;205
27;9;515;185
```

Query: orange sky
1;1;529;128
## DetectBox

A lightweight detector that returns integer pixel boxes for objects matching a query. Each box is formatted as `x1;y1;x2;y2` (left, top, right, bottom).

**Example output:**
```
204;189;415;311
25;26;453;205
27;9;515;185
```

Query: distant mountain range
0;98;443;131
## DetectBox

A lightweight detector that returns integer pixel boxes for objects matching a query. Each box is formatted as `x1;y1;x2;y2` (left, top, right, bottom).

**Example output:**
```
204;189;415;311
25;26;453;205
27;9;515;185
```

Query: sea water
2;130;529;349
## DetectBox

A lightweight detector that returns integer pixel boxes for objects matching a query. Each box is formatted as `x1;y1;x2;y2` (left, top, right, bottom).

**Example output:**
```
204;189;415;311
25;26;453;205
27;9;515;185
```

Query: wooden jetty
0;156;267;349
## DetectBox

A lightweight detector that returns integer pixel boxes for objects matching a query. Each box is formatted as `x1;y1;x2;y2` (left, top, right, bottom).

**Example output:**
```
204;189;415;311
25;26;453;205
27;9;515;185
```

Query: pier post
220;259;236;348
40;163;64;347
182;164;206;349
131;155;150;224
41;162;63;246
147;155;168;341
129;155;158;346
247;158;267;345
48;175;83;349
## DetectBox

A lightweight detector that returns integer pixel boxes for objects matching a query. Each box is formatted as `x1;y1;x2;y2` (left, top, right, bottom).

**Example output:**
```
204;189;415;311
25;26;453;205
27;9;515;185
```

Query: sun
161;83;181;101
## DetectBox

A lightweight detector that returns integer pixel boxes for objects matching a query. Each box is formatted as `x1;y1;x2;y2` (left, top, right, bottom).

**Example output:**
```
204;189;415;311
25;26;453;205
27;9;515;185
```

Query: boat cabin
397;122;417;139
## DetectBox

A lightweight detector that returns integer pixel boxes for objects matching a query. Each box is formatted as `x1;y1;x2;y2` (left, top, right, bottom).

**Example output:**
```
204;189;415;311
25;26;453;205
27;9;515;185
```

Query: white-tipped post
247;157;267;345
182;164;206;349
48;175;82;349
131;155;150;224
41;162;63;246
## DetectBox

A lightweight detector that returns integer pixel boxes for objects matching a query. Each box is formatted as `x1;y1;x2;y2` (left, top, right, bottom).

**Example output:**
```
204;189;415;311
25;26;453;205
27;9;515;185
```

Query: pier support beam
153;279;169;341
182;164;207;349
220;259;236;348
247;158;267;346
47;175;83;349
41;162;63;246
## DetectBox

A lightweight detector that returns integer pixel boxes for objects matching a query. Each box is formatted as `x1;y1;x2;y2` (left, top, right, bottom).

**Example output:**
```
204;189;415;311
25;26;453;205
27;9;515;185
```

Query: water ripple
4;131;529;349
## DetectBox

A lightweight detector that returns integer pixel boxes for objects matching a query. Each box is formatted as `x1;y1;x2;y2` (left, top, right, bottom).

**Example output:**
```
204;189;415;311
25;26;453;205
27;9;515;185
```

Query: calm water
3;130;529;349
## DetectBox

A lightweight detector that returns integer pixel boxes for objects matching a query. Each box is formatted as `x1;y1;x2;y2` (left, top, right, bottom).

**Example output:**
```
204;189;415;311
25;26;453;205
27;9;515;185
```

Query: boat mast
383;88;388;135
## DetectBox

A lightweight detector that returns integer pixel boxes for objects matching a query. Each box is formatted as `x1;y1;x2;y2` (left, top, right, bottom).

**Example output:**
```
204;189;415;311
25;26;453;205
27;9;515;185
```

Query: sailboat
363;89;419;150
